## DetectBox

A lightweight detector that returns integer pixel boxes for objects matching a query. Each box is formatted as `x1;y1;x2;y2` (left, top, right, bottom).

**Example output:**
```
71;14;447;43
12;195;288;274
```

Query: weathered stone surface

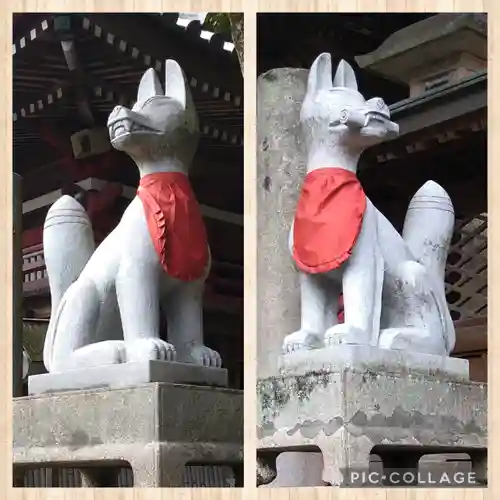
28;360;228;395
257;68;308;378
256;67;339;486
14;383;243;487
257;364;486;485
280;345;470;381
260;452;327;487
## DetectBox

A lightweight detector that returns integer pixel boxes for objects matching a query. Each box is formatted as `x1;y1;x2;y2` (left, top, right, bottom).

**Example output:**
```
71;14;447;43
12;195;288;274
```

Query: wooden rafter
13;64;243;147
13;16;54;57
13;13;243;146
84;14;242;101
59;37;95;126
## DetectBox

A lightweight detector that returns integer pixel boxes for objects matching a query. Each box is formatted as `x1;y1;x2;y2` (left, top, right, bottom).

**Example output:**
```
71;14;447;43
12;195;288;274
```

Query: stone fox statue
284;53;455;357
43;60;221;373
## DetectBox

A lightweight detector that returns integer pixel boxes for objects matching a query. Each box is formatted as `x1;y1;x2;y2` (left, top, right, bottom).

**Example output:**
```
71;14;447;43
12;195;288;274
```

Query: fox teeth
131;123;150;132
113;124;126;136
110;118;152;138
366;111;389;121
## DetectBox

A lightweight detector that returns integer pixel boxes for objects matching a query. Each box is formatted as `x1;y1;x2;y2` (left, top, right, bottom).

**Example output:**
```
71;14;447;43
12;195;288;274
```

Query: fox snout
107;105;159;145
107;105;146;129
108;105;127;124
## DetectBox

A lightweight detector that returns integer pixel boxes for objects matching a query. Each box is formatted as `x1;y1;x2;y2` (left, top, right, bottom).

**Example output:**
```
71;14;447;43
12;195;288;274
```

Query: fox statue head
300;53;399;158
107;59;199;168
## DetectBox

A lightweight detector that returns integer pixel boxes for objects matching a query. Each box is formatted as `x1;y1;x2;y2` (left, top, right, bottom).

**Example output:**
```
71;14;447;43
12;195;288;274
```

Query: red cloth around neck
137;172;209;282
293;167;366;274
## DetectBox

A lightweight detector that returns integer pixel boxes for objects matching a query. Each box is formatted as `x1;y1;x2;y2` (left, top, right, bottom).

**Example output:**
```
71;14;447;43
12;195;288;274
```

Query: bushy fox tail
42;195;95;371
402;180;456;353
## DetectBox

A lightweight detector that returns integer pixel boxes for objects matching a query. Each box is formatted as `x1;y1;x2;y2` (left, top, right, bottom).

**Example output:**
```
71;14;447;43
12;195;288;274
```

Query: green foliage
204;13;244;73
204;13;231;36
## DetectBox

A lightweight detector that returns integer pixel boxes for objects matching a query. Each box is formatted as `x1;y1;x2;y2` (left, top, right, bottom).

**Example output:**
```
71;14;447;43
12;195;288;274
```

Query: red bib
137;172;209;282
293;167;366;274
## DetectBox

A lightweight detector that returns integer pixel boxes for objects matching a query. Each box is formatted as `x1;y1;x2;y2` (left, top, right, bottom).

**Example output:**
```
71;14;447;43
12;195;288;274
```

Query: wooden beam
60;39;95;126
387;72;486;140
452;316;487;355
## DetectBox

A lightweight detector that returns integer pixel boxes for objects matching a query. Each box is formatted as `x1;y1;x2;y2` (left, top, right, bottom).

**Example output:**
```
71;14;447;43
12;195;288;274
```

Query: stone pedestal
14;382;243;487
28;360;228;395
257;68;308;378
260;452;327;487
257;346;487;487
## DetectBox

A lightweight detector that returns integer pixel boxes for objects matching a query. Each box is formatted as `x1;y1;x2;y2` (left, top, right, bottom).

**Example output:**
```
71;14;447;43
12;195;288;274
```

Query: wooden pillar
13;173;23;397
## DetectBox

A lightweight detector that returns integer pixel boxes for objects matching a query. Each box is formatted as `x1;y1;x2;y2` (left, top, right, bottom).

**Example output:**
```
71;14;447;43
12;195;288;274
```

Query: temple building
258;12;487;382
14;13;244;394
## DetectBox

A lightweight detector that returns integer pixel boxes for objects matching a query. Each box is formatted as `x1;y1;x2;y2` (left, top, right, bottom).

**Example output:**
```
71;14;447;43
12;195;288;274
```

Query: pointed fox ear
333;60;358;91
306;53;333;98
136;68;164;103
165;59;187;109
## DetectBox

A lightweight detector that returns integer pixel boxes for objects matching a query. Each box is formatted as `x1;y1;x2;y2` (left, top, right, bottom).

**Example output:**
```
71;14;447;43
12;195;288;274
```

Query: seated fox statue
284;53;456;357
42;59;221;373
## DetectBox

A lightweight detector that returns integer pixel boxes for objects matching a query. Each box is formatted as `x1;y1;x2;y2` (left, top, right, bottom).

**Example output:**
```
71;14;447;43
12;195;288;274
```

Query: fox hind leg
49;277;126;372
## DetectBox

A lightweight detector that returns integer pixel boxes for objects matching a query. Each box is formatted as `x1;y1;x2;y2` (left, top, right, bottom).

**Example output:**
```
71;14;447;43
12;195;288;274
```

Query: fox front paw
125;338;177;362
324;324;369;347
184;343;222;368
282;330;323;353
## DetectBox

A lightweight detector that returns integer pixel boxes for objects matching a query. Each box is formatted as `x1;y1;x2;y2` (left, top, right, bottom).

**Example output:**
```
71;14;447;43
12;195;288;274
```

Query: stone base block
257;346;487;487
14;382;243;487
28;360;228;395
279;344;470;380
